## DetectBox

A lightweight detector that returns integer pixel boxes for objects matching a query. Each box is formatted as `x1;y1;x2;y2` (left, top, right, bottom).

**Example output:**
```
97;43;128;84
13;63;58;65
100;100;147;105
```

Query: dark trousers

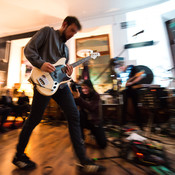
80;110;107;149
16;85;87;163
121;88;142;128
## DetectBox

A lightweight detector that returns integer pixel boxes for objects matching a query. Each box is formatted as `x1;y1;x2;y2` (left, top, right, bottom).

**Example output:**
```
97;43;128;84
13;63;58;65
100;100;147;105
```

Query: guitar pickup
37;75;49;87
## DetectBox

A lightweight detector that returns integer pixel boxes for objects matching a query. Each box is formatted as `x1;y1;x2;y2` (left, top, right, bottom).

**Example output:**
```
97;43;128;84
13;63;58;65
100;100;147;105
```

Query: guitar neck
61;56;91;73
70;56;91;68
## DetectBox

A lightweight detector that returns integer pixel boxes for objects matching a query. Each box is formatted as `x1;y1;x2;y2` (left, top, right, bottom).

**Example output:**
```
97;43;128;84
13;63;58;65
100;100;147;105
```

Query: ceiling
0;0;169;37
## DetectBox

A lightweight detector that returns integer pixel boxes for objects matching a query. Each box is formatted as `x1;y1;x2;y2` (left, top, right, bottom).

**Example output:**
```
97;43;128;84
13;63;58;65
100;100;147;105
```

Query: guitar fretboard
61;56;91;72
70;56;91;68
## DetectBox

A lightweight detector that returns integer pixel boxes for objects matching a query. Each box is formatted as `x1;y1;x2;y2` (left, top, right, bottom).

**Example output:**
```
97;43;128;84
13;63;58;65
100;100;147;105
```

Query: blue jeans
16;85;87;163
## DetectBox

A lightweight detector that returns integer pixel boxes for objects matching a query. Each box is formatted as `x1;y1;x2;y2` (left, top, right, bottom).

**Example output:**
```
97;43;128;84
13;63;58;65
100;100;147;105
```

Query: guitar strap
28;77;37;87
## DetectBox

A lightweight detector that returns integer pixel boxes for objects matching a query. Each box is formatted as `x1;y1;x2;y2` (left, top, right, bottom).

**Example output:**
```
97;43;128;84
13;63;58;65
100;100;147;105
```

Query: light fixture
77;49;93;58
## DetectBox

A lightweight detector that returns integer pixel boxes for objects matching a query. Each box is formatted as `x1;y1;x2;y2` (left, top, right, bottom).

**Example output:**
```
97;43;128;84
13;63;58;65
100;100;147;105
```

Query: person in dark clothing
2;90;29;122
17;91;30;117
17;91;29;105
12;16;105;173
117;65;145;130
71;80;107;149
2;89;19;116
0;106;11;133
2;89;14;108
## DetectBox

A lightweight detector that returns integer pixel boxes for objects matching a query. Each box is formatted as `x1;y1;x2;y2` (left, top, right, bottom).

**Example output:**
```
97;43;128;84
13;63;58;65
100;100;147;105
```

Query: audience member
2;89;30;124
71;80;107;149
0;105;11;133
17;91;30;117
2;89;15;109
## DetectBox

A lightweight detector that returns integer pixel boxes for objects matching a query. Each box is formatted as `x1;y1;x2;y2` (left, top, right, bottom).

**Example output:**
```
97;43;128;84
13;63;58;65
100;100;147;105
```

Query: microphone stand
167;66;175;71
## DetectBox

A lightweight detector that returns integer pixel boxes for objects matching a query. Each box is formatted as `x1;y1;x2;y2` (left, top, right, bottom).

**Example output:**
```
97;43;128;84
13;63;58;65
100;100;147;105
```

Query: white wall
7;38;30;88
67;1;175;87
126;0;175;87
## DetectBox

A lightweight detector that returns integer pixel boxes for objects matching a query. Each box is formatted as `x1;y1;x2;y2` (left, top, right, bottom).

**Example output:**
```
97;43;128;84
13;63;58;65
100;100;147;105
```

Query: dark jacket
2;96;13;107
17;96;29;105
75;91;102;125
24;27;69;69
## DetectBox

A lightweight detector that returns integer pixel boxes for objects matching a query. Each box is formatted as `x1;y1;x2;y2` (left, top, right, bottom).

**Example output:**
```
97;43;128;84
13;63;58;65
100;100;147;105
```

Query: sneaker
76;159;106;174
12;153;36;170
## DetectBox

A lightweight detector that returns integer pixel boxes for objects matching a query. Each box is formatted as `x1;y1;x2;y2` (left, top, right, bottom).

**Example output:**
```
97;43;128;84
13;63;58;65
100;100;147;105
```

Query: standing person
12;16;105;173
117;64;145;130
71;80;107;149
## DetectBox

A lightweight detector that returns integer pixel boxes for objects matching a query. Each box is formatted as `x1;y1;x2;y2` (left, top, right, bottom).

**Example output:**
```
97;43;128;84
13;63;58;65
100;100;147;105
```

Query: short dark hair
63;16;82;30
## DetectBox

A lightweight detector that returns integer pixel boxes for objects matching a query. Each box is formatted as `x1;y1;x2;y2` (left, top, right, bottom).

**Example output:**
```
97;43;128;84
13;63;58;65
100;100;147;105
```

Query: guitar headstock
90;52;100;59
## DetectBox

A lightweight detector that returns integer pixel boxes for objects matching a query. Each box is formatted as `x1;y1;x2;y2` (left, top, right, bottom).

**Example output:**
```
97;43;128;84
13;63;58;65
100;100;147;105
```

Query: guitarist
12;16;105;173
117;64;145;130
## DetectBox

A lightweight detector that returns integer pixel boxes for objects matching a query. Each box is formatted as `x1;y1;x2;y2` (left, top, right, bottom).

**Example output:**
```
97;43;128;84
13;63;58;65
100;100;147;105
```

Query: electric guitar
29;52;100;96
127;70;145;84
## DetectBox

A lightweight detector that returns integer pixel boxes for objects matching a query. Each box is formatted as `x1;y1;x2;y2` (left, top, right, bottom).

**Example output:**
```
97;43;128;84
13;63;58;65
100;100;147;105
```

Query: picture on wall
0;71;6;89
166;18;175;65
0;41;11;87
75;34;112;88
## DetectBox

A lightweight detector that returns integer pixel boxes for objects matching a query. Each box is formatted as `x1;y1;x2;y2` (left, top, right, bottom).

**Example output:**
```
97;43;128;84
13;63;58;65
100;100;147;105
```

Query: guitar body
29;52;100;96
30;58;70;96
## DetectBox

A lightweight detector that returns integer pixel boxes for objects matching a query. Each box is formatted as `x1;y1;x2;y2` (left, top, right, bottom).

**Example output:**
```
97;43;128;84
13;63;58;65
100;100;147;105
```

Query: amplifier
138;87;168;109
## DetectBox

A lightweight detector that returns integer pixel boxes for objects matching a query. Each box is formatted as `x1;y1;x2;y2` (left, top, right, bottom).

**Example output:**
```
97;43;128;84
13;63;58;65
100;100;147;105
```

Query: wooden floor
0;121;175;175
